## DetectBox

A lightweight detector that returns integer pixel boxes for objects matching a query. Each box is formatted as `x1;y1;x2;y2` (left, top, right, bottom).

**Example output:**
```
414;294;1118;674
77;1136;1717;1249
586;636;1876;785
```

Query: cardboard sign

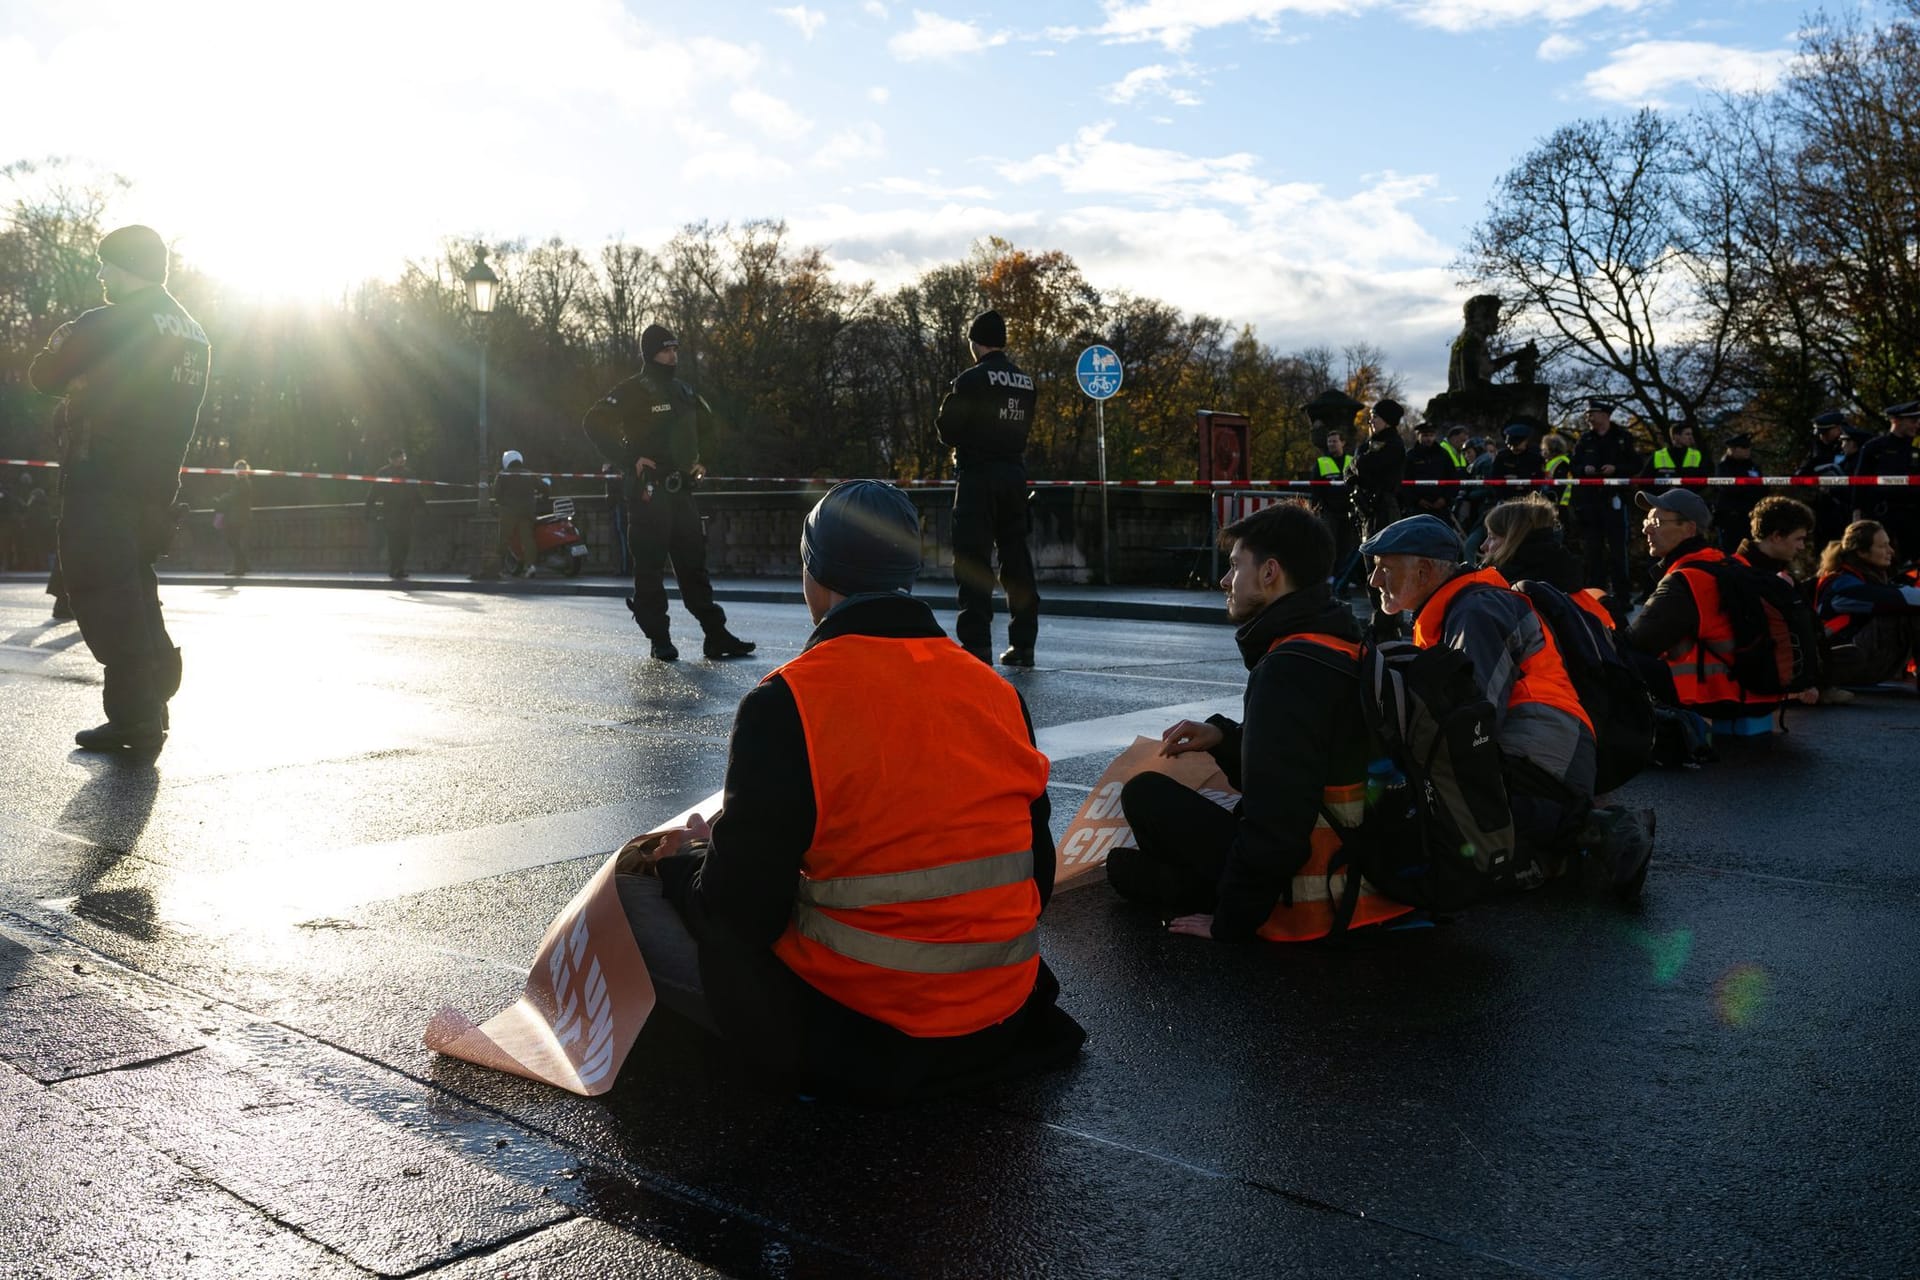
424;790;722;1096
1055;737;1235;889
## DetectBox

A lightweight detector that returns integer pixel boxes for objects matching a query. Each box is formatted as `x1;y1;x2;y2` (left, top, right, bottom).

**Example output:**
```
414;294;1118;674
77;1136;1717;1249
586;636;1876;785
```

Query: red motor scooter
510;496;589;577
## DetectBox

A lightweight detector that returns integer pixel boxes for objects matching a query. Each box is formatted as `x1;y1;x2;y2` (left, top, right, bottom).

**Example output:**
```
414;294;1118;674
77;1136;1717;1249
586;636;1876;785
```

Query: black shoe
75;720;166;752
1580;806;1654;901
704;631;756;660
50;599;74;621
998;646;1035;667
964;646;991;664
650;637;679;662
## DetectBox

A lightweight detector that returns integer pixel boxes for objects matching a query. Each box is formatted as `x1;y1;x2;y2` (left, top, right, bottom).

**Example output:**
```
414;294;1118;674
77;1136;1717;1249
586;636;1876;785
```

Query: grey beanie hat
801;480;923;596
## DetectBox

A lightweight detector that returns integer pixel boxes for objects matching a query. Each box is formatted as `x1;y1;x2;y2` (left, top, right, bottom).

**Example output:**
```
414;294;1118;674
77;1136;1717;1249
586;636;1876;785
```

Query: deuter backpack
1699;559;1823;695
1285;637;1519;923
1509;579;1655;793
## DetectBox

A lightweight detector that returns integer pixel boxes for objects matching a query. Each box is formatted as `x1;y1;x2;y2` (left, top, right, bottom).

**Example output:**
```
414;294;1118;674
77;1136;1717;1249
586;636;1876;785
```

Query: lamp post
463;248;500;578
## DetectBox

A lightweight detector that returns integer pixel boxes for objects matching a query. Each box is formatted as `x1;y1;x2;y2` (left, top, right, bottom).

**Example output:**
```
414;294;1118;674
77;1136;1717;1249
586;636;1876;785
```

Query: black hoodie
1202;585;1369;941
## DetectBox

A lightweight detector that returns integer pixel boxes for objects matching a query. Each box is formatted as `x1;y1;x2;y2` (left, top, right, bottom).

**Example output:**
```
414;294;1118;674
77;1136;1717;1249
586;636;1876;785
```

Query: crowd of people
21;224;1920;1107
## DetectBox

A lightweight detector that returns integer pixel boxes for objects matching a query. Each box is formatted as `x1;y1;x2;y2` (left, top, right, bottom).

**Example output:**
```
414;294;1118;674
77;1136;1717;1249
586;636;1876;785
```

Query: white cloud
864;0;890;17
888;10;1009;60
731;88;814;141
813;123;887;168
1105;63;1203;106
1000;123;1263;206
1069;0;1653;48
867;176;995;199
1583;39;1795;106
869;85;891;104
1536;32;1584;60
772;5;826;39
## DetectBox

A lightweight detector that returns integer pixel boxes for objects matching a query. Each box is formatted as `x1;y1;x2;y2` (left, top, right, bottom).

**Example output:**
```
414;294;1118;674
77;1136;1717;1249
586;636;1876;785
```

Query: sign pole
1096;400;1110;584
1075;343;1124;589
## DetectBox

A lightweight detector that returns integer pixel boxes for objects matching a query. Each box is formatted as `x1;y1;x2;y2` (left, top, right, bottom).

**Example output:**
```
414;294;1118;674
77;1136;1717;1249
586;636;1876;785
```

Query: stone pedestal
1423;384;1551;437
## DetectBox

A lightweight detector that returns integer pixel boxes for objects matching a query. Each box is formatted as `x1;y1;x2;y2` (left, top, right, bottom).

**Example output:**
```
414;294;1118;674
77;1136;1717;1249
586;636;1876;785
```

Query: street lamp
463;247;500;578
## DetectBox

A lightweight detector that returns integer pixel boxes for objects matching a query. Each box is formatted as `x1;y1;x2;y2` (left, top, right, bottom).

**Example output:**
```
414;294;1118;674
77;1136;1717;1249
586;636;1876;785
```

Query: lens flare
1631;927;1693;984
1716;964;1770;1027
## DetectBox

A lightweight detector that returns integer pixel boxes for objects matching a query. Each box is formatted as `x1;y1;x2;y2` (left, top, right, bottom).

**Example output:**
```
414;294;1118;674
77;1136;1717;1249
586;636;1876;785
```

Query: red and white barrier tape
0;460;1909;489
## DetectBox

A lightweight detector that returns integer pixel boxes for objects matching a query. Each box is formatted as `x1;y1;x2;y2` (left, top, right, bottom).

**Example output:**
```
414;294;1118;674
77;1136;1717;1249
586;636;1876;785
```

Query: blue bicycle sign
1076;345;1123;400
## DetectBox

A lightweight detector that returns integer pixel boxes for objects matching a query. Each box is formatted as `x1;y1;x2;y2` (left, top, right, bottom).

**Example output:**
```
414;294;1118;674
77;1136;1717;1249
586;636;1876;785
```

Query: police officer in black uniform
583;324;754;662
1711;432;1766;553
364;446;425;579
937;309;1039;666
1858;401;1920;559
1569;397;1642;619
28;225;209;750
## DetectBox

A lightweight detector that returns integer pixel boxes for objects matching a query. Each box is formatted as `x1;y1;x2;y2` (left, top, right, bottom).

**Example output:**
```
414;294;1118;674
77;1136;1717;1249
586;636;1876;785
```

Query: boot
998;646;1035;667
703;630;756;660
1579;806;1655;902
649;636;679;662
75;720;166;752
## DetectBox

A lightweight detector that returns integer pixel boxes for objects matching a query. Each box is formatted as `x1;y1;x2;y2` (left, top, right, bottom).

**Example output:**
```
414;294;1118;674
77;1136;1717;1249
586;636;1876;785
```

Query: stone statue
1427;295;1548;438
1448;295;1538;392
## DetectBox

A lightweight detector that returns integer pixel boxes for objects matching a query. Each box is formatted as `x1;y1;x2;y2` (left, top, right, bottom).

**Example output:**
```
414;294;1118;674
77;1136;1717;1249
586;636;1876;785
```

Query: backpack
1699;559;1823;695
1287;638;1519;923
1509;580;1655;793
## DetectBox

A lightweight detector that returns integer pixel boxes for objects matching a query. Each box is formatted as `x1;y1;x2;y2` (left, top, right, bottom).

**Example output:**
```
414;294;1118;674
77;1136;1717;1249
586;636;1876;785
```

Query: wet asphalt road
1;577;1917;1279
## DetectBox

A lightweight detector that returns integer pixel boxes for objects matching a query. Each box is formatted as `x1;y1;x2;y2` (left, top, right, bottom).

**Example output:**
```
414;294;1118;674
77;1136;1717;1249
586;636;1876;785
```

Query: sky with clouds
0;0;1828;400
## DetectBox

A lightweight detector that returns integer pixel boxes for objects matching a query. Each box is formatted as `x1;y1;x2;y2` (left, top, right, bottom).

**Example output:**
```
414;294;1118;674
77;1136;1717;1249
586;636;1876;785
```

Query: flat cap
1358;514;1463;562
1885;400;1920;419
1587;397;1617;414
1722;432;1754;448
1634;488;1713;530
1812;411;1850;429
1502;422;1533;439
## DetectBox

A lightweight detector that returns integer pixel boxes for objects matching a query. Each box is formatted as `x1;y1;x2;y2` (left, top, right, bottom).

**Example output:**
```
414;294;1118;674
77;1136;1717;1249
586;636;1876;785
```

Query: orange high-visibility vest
1256;633;1414;941
770;633;1050;1038
1662;547;1770;712
1572;587;1616;632
1412;568;1594;734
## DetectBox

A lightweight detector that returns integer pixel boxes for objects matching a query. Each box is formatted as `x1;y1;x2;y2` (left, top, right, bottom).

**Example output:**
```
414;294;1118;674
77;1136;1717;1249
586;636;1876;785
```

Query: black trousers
952;463;1039;655
384;511;414;576
1577;502;1632;605
1107;772;1238;916
223;521;250;574
58;500;181;725
627;488;726;640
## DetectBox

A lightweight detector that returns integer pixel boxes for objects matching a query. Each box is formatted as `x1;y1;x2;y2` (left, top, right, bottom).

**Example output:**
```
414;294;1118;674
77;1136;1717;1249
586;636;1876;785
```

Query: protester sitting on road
1481;493;1582;592
1734;496;1816;579
1363;514;1652;890
493;450;548;577
1108;501;1414;941
612;480;1083;1102
1626;489;1780;735
1816;520;1920;689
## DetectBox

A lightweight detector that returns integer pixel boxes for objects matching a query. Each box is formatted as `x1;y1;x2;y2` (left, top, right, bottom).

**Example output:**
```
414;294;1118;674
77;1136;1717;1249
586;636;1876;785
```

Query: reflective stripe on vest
1546;454;1572;504
1664;548;1770;711
1441;441;1466;468
1257;632;1414;941
1412;568;1594;734
771;633;1049;1037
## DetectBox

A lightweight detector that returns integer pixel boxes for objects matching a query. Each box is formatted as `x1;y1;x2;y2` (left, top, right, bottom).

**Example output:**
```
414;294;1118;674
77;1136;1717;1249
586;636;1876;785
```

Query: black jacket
582;362;712;498
1626;535;1712;658
1491;448;1545;481
656;594;1082;1100
1200;586;1368;942
1857;430;1919;518
1569;428;1641;514
1498;527;1583;593
365;465;425;517
1712;455;1765;534
493;466;547;518
1350;424;1406;526
936;350;1036;468
27;285;210;506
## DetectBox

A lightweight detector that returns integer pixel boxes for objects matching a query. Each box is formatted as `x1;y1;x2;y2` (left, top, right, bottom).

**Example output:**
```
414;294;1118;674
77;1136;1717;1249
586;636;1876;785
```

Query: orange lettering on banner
1053;737;1232;889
